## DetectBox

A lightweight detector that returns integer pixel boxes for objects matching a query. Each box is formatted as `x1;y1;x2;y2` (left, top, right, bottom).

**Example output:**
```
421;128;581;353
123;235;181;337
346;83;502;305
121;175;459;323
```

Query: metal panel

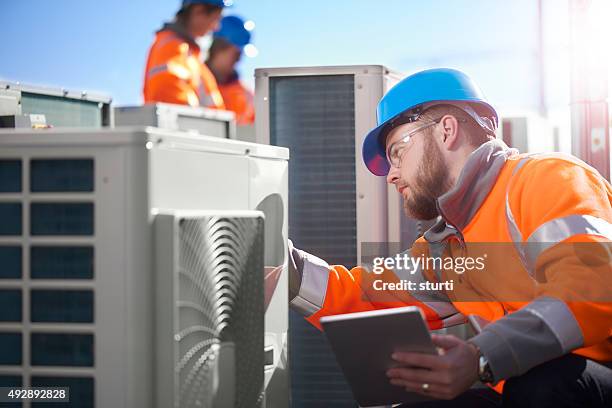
0;333;22;365
0;81;112;128
0;290;22;322
149;147;251;212
114;103;236;139
30;333;94;366
248;156;289;408
270;74;357;265
30;246;94;279
0;128;288;408
353;70;391;257
0;203;22;235
0;138;144;408
0;246;21;279
30;159;94;193
30;290;94;323
0;160;22;192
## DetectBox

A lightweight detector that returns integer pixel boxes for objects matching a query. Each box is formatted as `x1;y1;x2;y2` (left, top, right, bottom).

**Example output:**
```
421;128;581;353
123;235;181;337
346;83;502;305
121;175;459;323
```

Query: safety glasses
385;118;441;168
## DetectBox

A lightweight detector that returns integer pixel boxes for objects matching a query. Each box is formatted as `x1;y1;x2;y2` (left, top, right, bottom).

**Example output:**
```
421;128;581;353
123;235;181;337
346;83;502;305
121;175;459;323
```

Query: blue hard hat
214;15;252;50
362;68;498;176
182;0;233;8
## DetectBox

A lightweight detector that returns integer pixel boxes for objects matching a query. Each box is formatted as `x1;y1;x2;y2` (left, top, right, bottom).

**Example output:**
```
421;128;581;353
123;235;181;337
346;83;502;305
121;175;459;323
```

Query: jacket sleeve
219;81;255;125
288;239;465;331
144;41;200;107
470;156;612;383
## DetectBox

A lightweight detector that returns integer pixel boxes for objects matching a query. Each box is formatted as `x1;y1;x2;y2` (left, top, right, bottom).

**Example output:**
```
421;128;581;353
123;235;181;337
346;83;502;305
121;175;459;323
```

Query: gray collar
436;139;518;231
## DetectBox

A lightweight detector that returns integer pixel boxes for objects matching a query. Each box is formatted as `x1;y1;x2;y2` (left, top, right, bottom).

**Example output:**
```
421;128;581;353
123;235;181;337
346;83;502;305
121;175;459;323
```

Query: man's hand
386;334;479;400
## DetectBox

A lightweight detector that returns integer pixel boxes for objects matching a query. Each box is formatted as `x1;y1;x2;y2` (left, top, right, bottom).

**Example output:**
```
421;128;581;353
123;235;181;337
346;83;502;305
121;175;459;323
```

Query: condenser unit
114;103;236;140
155;211;265;408
500;113;557;153
0;127;289;407
0;81;112;128
255;65;417;406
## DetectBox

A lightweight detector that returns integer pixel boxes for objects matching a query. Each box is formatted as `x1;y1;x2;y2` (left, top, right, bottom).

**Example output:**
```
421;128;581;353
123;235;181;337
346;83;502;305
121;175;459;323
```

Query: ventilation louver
156;212;265;408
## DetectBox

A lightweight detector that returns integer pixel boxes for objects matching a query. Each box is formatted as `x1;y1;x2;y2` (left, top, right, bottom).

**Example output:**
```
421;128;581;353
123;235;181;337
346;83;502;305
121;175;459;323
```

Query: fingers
391;351;448;370
431;334;462;350
386;367;448;386
389;378;452;400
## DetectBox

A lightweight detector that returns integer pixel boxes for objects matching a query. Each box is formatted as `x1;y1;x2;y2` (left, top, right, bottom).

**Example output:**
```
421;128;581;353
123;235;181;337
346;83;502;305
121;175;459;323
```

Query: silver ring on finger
421;383;430;392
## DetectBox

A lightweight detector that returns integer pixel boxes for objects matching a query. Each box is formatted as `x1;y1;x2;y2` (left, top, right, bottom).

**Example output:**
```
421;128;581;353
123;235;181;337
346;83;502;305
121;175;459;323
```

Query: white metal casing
114;103;237;140
0;127;289;408
0;80;112;128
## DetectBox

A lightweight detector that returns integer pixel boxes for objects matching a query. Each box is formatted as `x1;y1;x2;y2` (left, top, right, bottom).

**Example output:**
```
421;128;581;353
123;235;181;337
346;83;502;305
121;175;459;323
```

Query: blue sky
0;0;587;114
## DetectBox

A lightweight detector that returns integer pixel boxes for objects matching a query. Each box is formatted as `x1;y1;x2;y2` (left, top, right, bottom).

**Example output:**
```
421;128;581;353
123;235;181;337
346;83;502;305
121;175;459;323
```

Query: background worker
288;68;612;406
143;0;227;108
206;15;255;125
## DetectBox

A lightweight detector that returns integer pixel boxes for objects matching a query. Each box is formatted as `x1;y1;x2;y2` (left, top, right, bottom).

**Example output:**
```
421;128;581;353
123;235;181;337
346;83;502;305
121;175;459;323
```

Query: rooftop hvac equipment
255;65;411;406
155;211;265;408
114;103;236;140
0;81;112;128
0;127;289;408
501;114;557;153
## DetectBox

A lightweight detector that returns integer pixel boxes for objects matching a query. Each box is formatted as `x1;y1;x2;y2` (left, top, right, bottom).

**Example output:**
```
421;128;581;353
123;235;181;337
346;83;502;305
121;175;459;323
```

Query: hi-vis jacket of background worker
143;0;227;109
288;69;612;399
206;15;255;125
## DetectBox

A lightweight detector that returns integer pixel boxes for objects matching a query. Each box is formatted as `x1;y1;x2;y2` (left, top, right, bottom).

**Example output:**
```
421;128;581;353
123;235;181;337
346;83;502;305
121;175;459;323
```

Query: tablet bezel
320;306;437;407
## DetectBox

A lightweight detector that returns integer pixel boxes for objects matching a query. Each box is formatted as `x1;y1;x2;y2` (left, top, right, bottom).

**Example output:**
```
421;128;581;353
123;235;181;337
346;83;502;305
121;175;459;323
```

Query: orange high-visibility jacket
289;140;612;386
143;25;225;109
218;75;255;125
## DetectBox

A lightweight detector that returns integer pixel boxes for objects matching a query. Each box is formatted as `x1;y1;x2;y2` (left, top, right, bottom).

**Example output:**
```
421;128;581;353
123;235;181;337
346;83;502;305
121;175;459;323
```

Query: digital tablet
320;306;437;407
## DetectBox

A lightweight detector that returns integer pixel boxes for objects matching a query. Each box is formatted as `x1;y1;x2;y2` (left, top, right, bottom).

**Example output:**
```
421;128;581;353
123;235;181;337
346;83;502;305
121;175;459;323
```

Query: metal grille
21;93;104;128
0;157;96;407
270;75;356;407
177;216;264;408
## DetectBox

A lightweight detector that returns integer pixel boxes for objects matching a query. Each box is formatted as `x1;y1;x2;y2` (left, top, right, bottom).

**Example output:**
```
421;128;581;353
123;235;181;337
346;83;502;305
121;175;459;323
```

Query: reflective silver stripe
423;302;462;322
289;252;331;316
407;267;459;318
394;255;462;323
524;296;584;353
412;292;460;320
197;84;214;107
147;64;168;78
470;296;584;382
505;157;532;272
441;313;467;327
505;156;612;278
525;215;612;268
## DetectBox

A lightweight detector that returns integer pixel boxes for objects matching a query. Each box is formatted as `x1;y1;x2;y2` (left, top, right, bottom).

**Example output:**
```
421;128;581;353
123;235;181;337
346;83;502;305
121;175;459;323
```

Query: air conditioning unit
255;65;415;406
0;81;112;128
155;211;265;408
114;103;236;140
500;113;557;153
0;127;289;407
